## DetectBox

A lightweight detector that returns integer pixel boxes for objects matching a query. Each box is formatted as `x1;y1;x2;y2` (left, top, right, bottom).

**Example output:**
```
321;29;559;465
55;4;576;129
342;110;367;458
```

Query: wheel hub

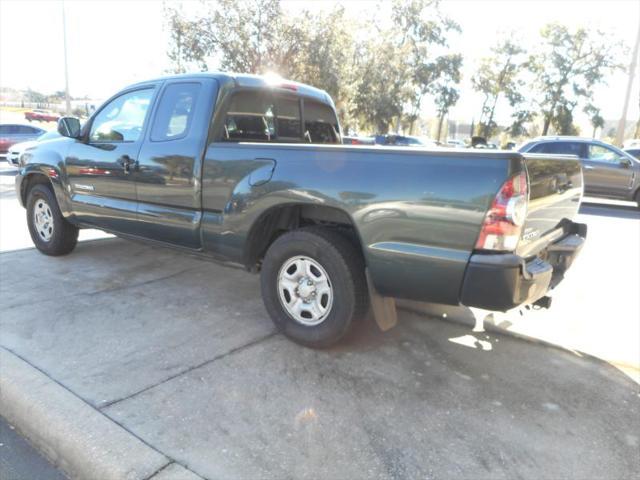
296;277;317;301
33;199;54;242
277;256;334;326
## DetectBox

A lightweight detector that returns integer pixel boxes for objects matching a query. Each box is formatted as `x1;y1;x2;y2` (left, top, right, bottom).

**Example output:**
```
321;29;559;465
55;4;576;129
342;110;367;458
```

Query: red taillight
279;83;298;91
475;171;528;251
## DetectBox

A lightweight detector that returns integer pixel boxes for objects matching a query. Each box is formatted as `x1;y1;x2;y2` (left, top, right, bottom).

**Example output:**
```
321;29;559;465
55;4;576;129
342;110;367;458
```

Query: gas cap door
248;158;276;186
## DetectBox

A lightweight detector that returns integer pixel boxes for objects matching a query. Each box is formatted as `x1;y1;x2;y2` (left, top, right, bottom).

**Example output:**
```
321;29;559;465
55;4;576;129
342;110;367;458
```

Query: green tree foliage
353;30;413;133
530;23;624;135
584;104;605;138
280;8;360;131
433;84;460;141
25;88;47;103
165;0;461;134
390;0;462;134
472;38;528;138
164;2;623;138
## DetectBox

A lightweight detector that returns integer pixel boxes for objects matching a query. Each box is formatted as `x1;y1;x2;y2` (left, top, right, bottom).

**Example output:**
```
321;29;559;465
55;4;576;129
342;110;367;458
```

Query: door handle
583;165;594;170
118;155;137;174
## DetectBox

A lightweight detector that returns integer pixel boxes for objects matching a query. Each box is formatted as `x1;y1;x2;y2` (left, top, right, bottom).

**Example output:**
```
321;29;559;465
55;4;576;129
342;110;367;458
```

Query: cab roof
127;72;334;106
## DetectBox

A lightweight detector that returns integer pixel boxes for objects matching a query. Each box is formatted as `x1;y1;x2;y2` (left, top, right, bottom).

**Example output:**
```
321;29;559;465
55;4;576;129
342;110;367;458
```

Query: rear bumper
459;221;586;311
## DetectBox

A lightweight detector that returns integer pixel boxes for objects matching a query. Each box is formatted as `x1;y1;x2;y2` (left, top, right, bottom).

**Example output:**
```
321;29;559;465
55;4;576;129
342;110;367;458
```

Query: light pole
62;0;71;115
615;18;640;147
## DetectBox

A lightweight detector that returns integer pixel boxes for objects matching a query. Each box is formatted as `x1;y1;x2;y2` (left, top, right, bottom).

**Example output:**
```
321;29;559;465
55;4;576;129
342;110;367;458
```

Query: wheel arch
19;168;72;218
243;203;366;271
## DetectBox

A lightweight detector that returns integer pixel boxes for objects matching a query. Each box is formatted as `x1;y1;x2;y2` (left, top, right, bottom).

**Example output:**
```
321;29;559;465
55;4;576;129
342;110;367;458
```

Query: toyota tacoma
16;73;586;347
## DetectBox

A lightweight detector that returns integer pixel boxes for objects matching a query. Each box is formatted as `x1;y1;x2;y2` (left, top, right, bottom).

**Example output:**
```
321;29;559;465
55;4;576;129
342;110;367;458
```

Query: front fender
16;139;73;217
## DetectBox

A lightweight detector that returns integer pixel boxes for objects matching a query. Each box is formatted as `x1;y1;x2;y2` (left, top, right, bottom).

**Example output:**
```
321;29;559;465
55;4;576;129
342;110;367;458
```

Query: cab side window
90;89;153;143
530;142;584;156
151;83;200;142
588;144;625;164
0;125;17;134
18;126;41;134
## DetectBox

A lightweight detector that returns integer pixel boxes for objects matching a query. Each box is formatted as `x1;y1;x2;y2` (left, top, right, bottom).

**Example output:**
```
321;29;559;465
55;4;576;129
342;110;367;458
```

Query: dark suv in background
519;137;640;206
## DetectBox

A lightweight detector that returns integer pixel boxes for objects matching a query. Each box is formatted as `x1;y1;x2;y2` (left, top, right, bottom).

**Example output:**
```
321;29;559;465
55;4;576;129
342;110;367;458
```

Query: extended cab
16;73;586;347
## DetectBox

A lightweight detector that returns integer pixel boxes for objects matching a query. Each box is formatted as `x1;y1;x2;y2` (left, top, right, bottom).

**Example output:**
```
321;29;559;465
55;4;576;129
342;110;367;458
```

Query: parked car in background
342;135;375;145
0;124;46;156
519;136;640;206
446;139;466;148
6;130;61;166
25;109;61;123
16;72;586;347
378;134;438;147
624;147;640;160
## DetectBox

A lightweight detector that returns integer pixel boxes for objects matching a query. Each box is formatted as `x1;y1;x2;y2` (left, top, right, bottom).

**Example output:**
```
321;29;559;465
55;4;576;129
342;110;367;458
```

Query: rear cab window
218;89;339;144
303;101;339;144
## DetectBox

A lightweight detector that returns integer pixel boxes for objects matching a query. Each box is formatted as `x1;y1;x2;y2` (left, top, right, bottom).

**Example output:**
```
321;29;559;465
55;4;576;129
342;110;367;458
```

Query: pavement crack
99;331;279;410
3;266;200;311
142;461;174;480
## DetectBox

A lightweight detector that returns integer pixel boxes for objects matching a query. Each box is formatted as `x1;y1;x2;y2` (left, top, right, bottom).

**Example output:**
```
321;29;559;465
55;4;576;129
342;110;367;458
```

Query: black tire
260;227;369;348
26;184;78;256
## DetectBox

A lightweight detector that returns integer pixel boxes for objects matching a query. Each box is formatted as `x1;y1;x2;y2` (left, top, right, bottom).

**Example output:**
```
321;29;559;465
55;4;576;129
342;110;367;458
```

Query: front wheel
26;184;78;256
260;227;369;348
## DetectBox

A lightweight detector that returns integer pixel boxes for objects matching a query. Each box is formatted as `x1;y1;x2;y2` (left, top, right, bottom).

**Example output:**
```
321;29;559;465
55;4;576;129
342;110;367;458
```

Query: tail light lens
475;171;528;251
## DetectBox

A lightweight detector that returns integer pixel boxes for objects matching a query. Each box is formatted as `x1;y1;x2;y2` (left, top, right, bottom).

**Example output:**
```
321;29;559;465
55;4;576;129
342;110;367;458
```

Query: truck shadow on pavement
1;237;639;479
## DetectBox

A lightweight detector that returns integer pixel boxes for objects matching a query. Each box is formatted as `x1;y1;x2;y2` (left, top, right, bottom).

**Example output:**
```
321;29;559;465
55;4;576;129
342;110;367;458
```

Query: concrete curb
0;347;204;480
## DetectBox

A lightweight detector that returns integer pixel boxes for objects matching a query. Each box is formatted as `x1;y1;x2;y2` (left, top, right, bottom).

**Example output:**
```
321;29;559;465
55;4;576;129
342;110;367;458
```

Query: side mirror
57;117;81;138
621;158;632;168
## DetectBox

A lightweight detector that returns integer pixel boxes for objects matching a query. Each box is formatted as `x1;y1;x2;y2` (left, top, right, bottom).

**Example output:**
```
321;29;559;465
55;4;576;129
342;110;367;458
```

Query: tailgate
517;153;583;258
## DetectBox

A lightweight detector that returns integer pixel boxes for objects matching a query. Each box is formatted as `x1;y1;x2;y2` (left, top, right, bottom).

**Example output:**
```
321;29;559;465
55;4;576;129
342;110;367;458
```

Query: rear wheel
26;184;78;256
260;227;368;348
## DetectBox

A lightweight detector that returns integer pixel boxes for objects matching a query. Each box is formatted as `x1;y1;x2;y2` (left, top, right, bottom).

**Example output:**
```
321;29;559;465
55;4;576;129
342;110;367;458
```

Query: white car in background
6;130;61;167
446;139;466;148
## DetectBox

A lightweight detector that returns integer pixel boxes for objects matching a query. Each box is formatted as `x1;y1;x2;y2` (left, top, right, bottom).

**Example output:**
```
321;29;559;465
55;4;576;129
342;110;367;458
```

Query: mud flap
366;269;398;331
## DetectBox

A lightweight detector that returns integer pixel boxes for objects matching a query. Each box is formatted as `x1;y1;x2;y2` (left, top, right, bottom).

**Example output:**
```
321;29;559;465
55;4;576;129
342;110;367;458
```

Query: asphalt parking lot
0;159;639;479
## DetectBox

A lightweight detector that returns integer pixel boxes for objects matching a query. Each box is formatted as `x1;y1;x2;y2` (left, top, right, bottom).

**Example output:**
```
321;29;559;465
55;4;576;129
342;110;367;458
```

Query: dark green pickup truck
16;73;586;347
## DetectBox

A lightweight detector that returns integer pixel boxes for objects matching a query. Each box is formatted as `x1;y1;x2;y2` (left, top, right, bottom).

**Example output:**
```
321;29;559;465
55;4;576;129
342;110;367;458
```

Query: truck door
65;86;156;233
134;78;219;248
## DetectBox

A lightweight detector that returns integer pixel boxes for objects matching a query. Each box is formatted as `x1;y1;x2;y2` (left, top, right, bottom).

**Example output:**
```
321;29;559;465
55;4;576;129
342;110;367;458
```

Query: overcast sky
1;0;638;129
